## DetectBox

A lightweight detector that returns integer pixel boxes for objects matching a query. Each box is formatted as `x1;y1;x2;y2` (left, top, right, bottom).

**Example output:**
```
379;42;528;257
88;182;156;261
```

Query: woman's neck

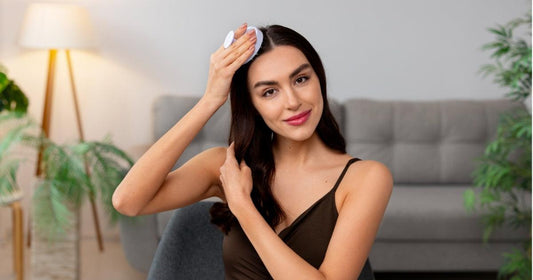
272;133;331;168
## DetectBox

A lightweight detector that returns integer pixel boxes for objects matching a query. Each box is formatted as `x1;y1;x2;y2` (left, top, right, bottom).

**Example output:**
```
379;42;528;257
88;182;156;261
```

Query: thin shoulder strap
332;158;361;192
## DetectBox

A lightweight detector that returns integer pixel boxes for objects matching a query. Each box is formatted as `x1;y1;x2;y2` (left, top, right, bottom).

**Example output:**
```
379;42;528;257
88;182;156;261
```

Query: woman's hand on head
203;23;257;106
219;142;254;216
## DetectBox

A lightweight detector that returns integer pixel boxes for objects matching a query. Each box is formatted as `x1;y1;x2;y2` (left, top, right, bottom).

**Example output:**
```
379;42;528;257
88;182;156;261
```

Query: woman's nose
285;88;301;111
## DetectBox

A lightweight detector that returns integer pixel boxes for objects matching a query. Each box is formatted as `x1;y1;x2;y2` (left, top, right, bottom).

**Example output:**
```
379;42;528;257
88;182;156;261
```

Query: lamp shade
19;3;97;49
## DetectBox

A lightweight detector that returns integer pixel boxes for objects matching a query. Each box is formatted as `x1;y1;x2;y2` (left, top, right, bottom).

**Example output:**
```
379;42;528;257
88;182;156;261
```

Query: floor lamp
19;3;105;251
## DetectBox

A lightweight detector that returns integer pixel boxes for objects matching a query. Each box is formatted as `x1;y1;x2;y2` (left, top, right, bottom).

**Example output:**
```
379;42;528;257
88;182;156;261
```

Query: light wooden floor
0;238;146;280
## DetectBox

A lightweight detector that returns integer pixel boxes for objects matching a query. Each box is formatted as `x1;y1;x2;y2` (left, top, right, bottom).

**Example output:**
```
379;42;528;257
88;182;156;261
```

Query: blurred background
0;0;531;279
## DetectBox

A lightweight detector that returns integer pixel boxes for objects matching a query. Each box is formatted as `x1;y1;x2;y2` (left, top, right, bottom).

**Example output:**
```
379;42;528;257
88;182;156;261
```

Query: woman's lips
284;109;311;126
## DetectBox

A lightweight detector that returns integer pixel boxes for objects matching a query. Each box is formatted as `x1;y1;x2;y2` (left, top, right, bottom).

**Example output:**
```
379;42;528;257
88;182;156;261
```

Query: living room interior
0;0;531;279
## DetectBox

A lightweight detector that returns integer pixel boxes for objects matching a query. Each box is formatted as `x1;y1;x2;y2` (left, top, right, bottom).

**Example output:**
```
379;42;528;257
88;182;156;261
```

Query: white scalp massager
223;26;264;64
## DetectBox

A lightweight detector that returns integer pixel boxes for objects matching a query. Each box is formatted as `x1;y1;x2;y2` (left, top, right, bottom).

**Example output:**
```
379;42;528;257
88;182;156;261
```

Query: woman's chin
275;129;317;143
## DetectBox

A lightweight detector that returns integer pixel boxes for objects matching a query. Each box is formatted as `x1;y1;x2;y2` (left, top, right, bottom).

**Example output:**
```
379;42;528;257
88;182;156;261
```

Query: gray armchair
146;201;224;279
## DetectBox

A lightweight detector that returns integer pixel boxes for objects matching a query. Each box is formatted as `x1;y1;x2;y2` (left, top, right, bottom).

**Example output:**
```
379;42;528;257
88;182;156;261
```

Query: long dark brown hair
210;25;346;234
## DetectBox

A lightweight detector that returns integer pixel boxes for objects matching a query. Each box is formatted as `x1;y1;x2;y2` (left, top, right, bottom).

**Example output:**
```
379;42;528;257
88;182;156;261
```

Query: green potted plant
1;63;134;234
463;12;531;280
0;65;30;202
0;64;134;260
27;133;134;279
32;135;134;241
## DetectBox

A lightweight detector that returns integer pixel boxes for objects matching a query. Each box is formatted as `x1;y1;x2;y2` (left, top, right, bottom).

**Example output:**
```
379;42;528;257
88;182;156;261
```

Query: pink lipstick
284;110;311;126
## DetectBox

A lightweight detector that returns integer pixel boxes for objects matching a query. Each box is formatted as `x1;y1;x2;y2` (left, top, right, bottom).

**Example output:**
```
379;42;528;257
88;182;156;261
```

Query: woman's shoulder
352;158;390;173
344;158;393;193
201;146;228;157
185;146;228;174
194;146;229;165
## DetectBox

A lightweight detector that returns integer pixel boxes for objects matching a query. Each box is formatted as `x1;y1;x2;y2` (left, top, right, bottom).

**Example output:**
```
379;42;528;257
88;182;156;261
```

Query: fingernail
240;23;247;28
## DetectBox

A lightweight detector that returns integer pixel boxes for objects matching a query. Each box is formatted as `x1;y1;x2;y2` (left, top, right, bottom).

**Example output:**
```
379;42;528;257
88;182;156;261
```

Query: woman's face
247;45;323;142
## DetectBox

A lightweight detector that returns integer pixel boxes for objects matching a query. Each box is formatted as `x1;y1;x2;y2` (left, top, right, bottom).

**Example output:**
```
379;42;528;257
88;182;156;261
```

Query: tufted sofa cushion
379;185;530;241
344;98;521;184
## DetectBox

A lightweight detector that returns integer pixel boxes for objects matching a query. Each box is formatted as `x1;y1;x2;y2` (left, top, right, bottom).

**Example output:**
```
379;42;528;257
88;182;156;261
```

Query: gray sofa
119;95;530;274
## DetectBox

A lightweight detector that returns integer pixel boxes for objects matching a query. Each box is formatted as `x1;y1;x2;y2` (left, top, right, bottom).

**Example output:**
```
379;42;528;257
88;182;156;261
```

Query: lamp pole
19;3;104;252
30;49;105;252
66;49;104;251
35;49;57;176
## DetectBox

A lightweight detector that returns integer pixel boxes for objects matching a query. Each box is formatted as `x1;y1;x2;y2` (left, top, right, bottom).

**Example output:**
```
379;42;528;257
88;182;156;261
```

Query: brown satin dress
222;158;375;280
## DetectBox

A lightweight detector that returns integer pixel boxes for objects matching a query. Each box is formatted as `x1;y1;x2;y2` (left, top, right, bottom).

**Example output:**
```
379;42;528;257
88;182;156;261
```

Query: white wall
0;0;530;240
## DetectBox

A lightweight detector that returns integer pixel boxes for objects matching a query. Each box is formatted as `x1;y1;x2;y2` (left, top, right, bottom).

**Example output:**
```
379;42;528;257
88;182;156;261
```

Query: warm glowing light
19;3;97;50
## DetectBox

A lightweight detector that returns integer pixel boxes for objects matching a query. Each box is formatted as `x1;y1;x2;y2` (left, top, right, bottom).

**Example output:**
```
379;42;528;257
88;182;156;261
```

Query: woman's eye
262;89;276;97
295;76;309;85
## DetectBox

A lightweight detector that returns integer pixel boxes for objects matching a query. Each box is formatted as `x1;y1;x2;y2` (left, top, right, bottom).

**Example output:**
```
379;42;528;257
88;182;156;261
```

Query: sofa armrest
119;214;160;273
147;201;224;279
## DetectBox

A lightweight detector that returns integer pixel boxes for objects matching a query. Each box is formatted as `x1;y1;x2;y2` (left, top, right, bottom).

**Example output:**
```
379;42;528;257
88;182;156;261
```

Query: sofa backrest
343;98;523;184
153;95;524;185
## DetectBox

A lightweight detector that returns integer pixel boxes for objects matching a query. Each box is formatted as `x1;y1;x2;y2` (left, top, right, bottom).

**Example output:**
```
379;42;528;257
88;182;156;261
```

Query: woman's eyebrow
289;63;311;79
252;63;311;89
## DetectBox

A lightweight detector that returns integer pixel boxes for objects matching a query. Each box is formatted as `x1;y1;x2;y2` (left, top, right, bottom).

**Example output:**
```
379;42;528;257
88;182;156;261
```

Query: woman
113;23;393;280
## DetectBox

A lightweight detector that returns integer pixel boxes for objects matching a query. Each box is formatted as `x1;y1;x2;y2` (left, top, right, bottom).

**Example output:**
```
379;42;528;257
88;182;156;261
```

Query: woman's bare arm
112;99;224;216
112;23;257;216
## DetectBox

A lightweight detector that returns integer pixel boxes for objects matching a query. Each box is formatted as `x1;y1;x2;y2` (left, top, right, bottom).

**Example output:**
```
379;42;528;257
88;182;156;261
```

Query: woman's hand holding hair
203;23;257;107
219;142;254;216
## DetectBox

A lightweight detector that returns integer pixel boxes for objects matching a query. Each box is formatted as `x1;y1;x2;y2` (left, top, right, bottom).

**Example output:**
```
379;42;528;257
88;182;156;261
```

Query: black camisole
222;158;375;279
